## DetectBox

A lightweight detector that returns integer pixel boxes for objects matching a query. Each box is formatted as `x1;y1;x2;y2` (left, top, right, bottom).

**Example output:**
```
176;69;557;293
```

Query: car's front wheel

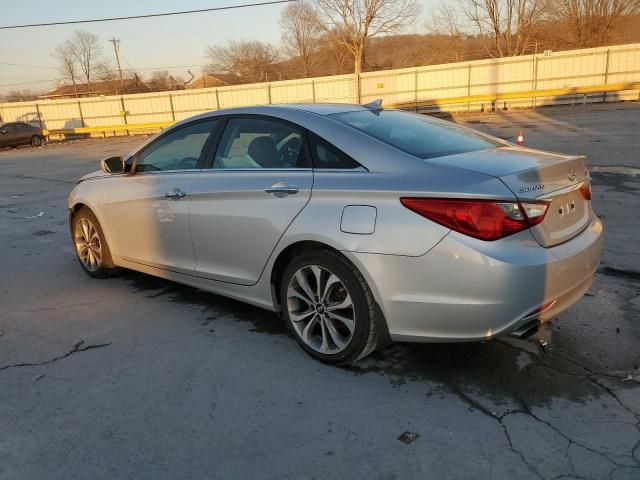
30;135;42;147
281;249;378;365
71;207;116;278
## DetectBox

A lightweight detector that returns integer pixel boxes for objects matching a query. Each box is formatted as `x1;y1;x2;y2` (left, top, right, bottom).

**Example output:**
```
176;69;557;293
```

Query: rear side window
330;110;503;160
309;133;361;169
213;117;309;169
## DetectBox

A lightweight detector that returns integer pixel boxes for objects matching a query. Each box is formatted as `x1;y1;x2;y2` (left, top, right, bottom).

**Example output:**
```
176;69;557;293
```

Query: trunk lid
428;146;592;247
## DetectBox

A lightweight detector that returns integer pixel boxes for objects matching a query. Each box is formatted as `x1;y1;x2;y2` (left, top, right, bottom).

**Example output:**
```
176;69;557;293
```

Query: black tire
71;207;116;278
280;248;379;365
30;135;42;147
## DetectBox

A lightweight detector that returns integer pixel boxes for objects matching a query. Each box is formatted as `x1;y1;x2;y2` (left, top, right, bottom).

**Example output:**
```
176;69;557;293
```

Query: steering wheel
278;138;302;166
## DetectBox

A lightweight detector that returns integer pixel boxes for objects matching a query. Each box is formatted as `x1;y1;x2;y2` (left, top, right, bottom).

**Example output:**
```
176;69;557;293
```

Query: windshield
330;109;503;160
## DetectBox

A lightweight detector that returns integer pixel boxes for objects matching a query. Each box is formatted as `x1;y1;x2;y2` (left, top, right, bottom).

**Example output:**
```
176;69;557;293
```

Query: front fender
68;179;120;260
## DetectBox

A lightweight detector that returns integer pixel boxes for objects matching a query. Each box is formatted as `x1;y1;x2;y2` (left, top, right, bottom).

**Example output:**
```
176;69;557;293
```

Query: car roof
273;103;370;115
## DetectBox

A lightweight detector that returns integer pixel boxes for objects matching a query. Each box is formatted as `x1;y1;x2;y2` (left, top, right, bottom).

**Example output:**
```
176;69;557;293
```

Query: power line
0;78;68;88
0;64;210;88
0;62;58;69
0;0;297;30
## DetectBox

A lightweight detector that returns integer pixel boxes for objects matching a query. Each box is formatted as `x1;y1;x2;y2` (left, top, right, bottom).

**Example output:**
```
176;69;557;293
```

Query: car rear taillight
579;183;592;200
400;198;549;241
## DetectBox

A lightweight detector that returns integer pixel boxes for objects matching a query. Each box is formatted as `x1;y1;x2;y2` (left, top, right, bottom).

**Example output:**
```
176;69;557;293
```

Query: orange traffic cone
516;131;524;146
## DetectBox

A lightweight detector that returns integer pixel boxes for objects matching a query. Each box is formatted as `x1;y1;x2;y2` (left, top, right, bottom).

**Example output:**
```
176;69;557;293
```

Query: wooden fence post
120;95;129;136
467;64;472;112
35;103;44;129
531;56;538;108
77;101;85;127
414;69;419;112
603;49;611;103
168;93;176;121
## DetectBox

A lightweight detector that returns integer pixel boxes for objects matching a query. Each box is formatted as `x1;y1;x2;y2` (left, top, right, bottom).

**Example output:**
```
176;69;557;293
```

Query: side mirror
101;156;125;174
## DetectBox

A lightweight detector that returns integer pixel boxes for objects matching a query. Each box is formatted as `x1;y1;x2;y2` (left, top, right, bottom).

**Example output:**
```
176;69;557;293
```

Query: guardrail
388;81;640;110
42;81;639;139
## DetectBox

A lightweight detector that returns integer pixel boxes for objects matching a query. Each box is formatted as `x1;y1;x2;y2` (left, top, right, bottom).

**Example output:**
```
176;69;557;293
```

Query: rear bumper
346;214;603;342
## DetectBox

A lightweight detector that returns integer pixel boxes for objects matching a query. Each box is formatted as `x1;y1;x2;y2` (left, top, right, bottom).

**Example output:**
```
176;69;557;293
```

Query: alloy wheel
74;218;102;272
286;265;355;354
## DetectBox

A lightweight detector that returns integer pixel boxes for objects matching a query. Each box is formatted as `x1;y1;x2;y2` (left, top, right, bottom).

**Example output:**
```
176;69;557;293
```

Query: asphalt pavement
1;103;639;480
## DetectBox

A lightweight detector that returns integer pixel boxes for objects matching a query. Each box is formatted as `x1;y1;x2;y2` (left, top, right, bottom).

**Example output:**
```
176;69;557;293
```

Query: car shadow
117;268;634;411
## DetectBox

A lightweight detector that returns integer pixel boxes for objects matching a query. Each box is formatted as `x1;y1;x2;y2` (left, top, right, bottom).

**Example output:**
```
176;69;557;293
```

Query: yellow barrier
388;82;640;109
42;81;639;138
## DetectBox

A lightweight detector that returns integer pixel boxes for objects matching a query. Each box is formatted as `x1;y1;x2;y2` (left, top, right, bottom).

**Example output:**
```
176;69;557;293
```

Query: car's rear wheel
281;249;378;365
72;207;116;278
30;135;42;147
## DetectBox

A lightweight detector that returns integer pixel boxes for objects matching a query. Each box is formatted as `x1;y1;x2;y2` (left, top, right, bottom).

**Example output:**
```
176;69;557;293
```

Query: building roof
187;73;243;89
39;79;144;99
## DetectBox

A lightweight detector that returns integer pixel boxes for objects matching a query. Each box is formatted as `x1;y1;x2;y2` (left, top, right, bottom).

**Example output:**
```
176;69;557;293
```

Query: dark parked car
0;122;44;148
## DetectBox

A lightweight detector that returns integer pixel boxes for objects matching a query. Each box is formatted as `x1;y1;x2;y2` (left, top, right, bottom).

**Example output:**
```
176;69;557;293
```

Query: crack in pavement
443;378;545;479
0;340;111;372
496;339;640;472
452;338;640;477
598;267;640;282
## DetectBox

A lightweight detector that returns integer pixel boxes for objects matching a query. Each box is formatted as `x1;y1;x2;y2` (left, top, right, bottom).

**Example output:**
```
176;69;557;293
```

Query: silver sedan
68;103;603;364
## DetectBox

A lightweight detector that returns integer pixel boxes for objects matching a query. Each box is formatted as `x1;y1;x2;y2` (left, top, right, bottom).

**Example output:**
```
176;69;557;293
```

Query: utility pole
109;37;124;94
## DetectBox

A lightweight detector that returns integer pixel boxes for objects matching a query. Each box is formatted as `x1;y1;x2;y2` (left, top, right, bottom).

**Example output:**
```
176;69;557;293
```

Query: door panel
0;125;18;146
105;119;220;274
16;124;32;143
107;172;197;274
189;170;312;284
188;115;313;285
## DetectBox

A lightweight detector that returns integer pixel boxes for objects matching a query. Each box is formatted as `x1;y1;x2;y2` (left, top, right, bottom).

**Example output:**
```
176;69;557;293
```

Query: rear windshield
330;109;503;160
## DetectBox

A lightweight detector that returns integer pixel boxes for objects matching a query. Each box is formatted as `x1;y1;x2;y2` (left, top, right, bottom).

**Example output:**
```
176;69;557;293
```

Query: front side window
135;120;219;172
331;110;504;160
213;117;308;169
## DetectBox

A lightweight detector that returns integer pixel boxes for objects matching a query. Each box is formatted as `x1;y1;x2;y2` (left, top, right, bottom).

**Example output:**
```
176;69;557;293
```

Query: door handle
164;188;187;200
265;182;299;197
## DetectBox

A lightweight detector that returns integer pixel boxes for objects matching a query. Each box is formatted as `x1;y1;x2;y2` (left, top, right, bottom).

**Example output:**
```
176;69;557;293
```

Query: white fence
1;43;639;132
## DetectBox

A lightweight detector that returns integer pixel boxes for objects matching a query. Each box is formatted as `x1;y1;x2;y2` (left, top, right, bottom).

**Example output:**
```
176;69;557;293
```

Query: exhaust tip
509;319;540;338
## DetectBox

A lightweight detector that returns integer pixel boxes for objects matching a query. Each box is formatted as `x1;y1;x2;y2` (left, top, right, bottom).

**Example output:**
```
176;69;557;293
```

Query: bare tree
149;70;185;91
458;0;549;56
54;42;81;97
69;30;102;93
3;90;39;102
551;0;639;47
321;35;351;74
94;61;116;82
280;0;323;77
427;3;467;61
311;0;420;75
205;40;280;82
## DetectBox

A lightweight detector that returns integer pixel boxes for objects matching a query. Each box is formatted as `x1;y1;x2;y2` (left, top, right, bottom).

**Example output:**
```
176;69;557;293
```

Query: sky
0;0;433;95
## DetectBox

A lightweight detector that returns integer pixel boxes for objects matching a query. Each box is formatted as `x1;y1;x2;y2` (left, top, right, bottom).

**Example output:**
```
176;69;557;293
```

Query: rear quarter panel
279;165;517;257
